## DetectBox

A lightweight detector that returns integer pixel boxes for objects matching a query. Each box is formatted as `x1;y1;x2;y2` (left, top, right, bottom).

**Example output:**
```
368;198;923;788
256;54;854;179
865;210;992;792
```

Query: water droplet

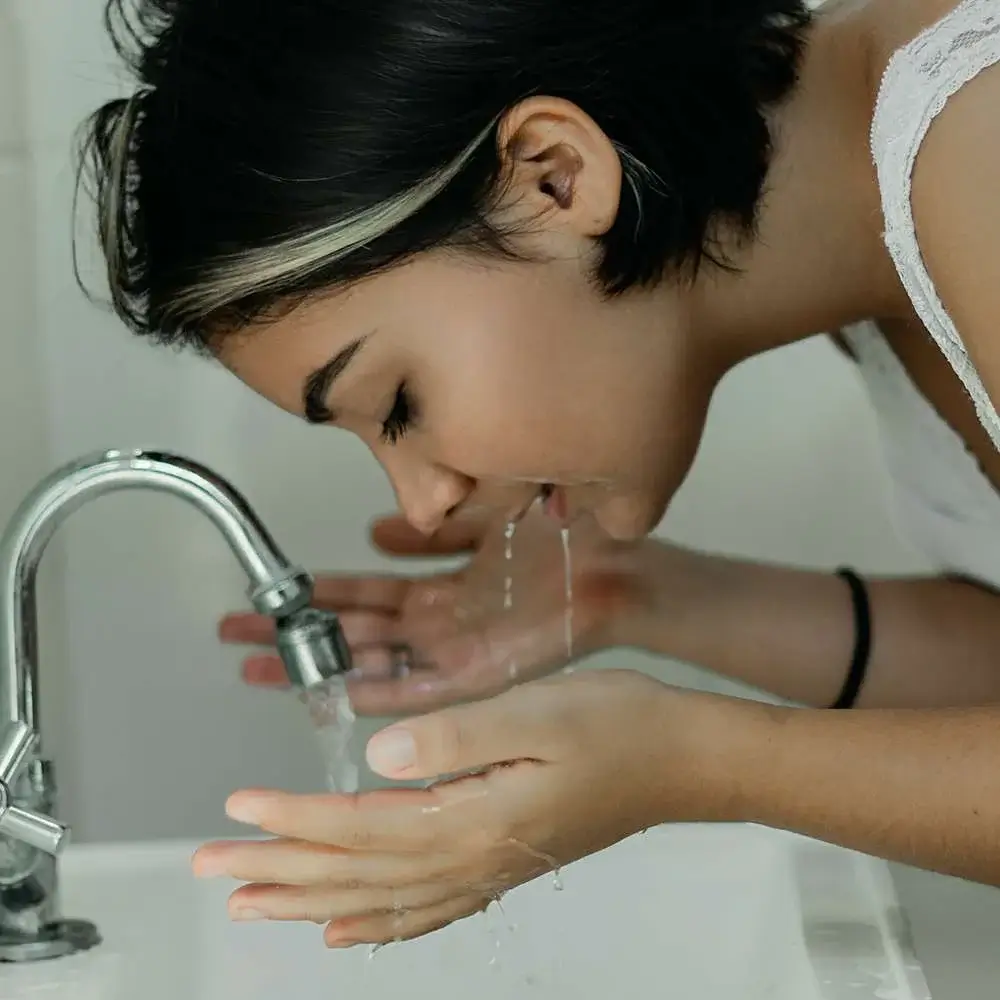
492;893;518;934
503;520;516;611
560;525;575;670
392;900;405;944
483;900;503;970
503;521;519;679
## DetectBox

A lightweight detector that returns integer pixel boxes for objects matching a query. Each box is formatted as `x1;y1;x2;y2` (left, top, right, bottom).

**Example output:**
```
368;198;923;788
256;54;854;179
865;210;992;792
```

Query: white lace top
847;0;1000;582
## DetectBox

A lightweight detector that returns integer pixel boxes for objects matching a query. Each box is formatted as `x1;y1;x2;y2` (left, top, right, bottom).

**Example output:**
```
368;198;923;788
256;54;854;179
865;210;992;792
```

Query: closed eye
380;382;415;444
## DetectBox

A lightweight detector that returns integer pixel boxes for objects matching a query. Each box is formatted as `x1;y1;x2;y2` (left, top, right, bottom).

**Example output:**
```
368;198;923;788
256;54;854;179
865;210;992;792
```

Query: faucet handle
0;722;69;855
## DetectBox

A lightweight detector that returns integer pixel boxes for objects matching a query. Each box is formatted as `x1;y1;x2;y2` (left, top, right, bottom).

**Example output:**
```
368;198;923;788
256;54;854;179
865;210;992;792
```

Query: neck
686;5;906;370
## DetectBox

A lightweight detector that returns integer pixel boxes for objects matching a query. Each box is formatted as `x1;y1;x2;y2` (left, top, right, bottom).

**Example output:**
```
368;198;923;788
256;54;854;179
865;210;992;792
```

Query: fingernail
225;794;268;825
192;855;225;878
366;728;416;774
327;937;360;949
231;907;266;922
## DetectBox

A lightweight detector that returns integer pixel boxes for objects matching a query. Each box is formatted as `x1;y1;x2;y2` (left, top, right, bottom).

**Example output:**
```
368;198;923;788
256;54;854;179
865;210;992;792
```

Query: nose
386;455;474;536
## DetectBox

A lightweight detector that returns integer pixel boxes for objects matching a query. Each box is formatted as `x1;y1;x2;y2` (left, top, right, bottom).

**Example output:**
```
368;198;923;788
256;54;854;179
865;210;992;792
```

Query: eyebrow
302;337;367;424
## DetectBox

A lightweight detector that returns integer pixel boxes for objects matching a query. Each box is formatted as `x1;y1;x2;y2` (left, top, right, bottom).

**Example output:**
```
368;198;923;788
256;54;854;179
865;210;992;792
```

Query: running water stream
501;515;573;895
560;525;574;669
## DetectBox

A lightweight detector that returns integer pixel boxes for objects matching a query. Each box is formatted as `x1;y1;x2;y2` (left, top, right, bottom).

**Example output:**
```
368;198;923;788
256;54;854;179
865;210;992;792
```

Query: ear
497;97;622;238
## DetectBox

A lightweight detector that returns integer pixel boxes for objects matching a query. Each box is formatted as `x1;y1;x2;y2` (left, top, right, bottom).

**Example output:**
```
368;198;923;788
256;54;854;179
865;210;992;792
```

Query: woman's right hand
219;506;677;716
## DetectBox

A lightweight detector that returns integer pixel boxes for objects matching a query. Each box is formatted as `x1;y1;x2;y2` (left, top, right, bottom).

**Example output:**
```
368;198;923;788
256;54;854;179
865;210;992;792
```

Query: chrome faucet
0;449;352;963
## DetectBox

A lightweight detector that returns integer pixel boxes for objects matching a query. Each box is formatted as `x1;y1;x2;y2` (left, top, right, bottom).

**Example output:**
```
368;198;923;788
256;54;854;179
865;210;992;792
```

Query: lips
541;484;568;522
504;483;569;525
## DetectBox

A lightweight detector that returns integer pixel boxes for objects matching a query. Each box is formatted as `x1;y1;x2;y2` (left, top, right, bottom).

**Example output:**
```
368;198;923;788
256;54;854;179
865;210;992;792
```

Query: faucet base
0;918;101;963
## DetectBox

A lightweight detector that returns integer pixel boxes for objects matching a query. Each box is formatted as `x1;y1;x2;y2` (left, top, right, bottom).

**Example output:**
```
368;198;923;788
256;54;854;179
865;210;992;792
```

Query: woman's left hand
192;669;751;947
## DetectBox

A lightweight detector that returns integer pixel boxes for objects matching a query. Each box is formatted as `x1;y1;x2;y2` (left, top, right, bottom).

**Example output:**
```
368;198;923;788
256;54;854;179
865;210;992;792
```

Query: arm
667;74;1000;877
631;544;1000;709
711;697;1000;885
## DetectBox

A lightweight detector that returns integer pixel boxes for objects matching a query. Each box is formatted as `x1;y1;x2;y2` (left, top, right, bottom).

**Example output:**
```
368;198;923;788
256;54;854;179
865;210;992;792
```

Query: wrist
645;682;781;826
610;540;737;658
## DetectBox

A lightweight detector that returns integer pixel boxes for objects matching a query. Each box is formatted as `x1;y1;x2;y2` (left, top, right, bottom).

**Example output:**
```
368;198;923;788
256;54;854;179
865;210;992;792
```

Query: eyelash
380;382;415;445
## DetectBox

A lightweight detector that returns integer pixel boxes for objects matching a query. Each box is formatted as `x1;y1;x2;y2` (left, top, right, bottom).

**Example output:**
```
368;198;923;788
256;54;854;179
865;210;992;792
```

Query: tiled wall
2;1;929;843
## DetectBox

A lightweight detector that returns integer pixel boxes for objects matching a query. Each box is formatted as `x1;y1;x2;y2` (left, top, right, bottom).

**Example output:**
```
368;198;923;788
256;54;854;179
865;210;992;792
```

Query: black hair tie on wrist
831;568;871;710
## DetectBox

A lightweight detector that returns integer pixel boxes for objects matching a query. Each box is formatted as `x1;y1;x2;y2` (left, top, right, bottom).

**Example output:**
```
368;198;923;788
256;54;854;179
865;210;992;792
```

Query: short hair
78;0;813;350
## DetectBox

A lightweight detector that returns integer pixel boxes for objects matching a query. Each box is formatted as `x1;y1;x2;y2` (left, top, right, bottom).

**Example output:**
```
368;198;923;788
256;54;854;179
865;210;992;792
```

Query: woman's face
220;248;717;541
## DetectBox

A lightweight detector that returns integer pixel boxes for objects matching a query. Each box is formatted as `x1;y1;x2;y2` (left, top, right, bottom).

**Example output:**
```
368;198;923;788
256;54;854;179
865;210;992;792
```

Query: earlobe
498;97;622;237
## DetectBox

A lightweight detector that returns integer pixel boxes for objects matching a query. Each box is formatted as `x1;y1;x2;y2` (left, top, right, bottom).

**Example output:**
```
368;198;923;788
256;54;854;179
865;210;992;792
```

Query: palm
219;509;623;715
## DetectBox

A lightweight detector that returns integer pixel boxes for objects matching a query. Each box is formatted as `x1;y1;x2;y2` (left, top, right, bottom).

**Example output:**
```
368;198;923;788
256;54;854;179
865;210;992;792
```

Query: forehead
217;287;368;414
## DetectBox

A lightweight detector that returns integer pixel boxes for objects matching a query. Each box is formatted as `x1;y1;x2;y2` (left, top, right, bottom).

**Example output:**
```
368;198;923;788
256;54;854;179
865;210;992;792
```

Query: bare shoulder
910;57;1000;406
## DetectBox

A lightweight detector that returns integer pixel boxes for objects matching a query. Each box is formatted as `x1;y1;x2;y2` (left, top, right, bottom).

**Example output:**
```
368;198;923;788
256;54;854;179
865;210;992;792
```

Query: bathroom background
3;4;996;993
2;0;933;846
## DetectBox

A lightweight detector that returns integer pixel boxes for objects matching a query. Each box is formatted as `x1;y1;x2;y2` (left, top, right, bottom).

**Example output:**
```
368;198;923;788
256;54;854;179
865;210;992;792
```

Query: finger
346;661;508;718
226;874;483;927
370;514;489;557
219;612;276;645
223;786;468;852
345;619;526;717
326;894;489;947
193;837;423;888
241;656;288;688
243;645;401;690
347;609;569;718
311;574;411;613
228;608;398;656
365;682;563;781
220;581;411;645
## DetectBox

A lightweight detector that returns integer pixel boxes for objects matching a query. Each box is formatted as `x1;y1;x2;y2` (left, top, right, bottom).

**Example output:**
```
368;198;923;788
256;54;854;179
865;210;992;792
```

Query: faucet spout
0;448;352;962
0;449;315;736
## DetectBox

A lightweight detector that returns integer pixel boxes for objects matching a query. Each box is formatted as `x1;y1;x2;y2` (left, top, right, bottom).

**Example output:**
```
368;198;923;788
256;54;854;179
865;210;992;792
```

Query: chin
592;494;665;541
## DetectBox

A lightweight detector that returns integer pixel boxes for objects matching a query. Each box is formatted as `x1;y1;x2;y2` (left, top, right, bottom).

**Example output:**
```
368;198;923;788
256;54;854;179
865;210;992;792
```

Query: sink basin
3;824;930;999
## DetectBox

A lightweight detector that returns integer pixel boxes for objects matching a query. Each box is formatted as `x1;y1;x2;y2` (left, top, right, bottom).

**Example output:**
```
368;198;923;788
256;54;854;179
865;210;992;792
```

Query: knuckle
347;827;376;850
428;715;467;774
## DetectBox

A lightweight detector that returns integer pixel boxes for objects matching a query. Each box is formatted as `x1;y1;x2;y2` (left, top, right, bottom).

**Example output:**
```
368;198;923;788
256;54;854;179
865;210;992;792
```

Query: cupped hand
219;507;649;715
192;669;746;947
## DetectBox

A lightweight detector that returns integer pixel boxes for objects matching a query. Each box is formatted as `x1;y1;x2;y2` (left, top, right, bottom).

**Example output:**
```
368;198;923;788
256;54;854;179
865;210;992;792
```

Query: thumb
364;683;559;781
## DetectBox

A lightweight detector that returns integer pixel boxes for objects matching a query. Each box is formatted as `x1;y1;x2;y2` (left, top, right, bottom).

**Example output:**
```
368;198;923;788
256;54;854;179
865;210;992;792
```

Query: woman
82;0;1000;947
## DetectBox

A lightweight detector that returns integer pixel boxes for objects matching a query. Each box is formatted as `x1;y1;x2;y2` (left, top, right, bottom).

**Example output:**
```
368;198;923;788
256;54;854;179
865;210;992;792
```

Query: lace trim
871;0;1000;450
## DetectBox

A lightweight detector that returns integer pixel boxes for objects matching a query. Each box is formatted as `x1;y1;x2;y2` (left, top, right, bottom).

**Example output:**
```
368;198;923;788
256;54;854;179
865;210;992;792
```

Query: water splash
492;893;517;934
300;676;358;794
365;898;405;962
508;838;564;892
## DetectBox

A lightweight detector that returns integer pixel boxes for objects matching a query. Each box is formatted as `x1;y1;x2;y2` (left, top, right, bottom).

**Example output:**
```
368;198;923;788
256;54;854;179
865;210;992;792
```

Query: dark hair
79;0;813;350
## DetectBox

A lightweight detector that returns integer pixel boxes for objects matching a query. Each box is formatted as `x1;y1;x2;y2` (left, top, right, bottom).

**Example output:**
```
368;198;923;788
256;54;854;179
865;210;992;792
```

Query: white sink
3;824;930;999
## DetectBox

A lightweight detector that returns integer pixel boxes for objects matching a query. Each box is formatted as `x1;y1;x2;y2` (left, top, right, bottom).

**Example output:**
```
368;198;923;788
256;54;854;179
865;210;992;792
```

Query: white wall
0;1;72;775
1;0;936;847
